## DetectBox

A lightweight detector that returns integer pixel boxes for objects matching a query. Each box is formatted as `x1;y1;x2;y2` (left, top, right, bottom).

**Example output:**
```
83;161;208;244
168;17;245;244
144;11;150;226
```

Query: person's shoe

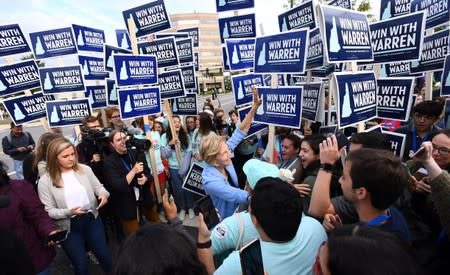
179;209;186;221
188;208;195;219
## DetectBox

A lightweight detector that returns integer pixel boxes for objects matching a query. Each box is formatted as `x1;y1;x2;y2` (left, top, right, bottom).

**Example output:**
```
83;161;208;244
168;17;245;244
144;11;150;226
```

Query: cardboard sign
138;37;179;68
411;0;450;30
333;71;377;128
380;62;411;77
78;55;108;80
39;65;85;94
122;0;171;37
2;92;55;125
85;85;107;110
178;27;199;47
380;0;411;20
115;29;132;50
310;64;336;77
301;82;323;122
253;87;303;128
232;73;264;106
104;44;132;72
238;106;267;137
118;87;161;120
441;55;450;96
155;32;189;40
319;125;338;135
222;46;230;71
376;77;414;121
46;99;92;127
175;38;194;64
106;79;118;106
383;130;406;157
320;5;373;63
225;38;255;71
72;24;105;52
263;74;285;86
306;27;324;70
254;29;309;73
216;0;254;12
29;27;77;59
370;12;425;65
193;52;199;71
178;65;197;90
113;54;158;87
0;60;40;97
410;28;449;73
324;109;338;125
278;0;317;32
0;24;30;57
158;69;185;99
218;13;256;44
365;125;383;133
328;0;352;9
182;162;205;196
170;93;197;115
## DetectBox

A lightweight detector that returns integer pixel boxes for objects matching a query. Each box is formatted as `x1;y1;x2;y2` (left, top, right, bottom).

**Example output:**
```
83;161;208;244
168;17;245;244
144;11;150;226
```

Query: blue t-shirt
373;207;410;241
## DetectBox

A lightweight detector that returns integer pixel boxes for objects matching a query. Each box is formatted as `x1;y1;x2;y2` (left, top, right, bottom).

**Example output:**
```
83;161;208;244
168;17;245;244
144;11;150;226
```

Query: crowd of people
1;87;449;275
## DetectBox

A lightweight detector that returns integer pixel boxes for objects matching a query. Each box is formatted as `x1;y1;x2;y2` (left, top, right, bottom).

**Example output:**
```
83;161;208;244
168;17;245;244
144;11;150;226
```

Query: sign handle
163;100;184;165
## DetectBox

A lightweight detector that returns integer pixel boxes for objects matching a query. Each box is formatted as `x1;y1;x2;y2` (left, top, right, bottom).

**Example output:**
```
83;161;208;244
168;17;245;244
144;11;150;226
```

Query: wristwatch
197;239;212;249
320;163;335;173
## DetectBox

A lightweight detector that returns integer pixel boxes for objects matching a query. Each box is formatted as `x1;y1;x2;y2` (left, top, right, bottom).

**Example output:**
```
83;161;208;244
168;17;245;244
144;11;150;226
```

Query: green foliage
20;54;45;68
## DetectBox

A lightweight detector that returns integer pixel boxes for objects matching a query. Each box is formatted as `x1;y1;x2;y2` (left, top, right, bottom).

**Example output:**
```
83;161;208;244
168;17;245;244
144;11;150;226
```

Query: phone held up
193;195;220;230
240;239;264;275
45;230;69;245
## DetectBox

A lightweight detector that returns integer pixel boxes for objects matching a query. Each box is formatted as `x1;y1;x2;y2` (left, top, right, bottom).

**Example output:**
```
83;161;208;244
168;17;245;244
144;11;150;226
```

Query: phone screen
240;239;264;275
46;230;69;244
194;196;220;230
335;132;349;149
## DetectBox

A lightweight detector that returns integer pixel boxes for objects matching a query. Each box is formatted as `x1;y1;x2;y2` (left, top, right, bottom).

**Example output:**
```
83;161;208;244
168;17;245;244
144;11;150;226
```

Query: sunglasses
313;241;327;275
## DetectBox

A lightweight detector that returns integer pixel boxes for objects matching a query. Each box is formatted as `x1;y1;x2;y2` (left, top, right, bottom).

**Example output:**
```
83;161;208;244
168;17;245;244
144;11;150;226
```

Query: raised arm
238;86;261;134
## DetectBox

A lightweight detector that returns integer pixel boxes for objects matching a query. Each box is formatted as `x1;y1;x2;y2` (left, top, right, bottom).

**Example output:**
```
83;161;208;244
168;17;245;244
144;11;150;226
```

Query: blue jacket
202;128;249;219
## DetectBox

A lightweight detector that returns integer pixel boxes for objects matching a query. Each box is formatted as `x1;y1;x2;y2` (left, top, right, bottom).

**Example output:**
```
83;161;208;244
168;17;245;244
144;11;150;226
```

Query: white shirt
62;170;90;211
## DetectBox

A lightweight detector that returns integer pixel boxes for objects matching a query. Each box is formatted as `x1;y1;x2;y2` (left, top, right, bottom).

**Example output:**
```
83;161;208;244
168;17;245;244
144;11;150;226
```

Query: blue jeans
169;168;193;210
13;159;24;179
61;213;112;275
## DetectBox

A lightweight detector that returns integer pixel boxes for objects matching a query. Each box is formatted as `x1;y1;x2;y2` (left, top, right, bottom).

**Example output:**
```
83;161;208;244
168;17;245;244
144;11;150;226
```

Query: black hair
350;132;391;151
250;177;302;242
302;134;326;155
0;161;10;187
166;115;190;150
282;134;302;151
228;109;238;117
113;223;207;275
346;149;407;210
412;100;443;117
327;225;423;275
198;112;215;136
10;121;21;128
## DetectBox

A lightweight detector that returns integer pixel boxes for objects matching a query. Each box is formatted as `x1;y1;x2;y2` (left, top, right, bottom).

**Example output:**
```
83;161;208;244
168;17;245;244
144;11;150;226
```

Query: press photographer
213;108;229;136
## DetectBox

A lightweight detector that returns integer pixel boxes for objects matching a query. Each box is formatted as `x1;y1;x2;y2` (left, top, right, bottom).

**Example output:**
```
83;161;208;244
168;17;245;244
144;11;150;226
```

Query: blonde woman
38;138;111;275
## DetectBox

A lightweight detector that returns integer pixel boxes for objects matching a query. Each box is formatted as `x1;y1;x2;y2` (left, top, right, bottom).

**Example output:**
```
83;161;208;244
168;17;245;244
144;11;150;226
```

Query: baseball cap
243;159;281;189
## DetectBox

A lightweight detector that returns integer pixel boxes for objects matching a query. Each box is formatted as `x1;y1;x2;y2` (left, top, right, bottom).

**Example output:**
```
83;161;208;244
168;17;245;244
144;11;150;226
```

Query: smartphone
79;203;91;211
413;167;428;181
193;196;220;230
335;132;350;149
411;146;425;157
45;230;69;244
240;239;264;275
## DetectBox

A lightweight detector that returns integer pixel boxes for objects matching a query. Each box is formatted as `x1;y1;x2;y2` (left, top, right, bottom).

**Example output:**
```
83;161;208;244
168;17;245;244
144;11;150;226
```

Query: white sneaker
188;208;195;219
179;209;186;221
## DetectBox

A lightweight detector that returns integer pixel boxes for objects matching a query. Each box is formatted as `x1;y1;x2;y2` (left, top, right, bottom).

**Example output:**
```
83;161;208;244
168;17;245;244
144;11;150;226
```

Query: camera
81;127;109;153
214;116;227;130
125;135;151;151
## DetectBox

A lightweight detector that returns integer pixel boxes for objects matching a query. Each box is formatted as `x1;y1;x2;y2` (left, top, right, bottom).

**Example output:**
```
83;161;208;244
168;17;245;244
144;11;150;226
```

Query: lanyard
366;209;391;226
412;127;429;152
120;153;133;172
278;137;283;162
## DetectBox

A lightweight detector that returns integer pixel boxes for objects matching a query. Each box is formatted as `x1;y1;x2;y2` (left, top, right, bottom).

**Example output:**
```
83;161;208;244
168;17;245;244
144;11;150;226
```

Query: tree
21;54;44;67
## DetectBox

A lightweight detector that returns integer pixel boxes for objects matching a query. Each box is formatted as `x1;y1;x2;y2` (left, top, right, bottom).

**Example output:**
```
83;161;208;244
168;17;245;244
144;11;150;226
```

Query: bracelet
197;239;212;249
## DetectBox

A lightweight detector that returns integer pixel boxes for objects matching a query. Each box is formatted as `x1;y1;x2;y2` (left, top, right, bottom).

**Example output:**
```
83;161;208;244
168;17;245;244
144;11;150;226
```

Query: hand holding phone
194;196;220;230
45;230;69;246
410;146;425;158
240;239;264;275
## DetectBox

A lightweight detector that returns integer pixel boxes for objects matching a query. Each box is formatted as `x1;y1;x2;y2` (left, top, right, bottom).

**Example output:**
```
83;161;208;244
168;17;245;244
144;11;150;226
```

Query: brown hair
105;107;120;127
46;138;80;187
32;132;61;173
82;114;103;128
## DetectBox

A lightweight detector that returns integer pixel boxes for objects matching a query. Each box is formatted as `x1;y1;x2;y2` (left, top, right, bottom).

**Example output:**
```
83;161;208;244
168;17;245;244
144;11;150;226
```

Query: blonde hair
200;135;227;165
46;138;80;187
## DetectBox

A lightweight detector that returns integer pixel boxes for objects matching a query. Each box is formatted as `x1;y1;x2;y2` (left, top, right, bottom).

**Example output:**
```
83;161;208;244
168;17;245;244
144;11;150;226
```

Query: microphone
125;126;143;136
0;195;10;208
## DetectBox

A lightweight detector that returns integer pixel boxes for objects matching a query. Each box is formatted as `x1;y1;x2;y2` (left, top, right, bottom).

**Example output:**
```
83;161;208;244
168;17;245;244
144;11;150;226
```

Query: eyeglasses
414;113;434;121
313;241;327;275
432;143;450;155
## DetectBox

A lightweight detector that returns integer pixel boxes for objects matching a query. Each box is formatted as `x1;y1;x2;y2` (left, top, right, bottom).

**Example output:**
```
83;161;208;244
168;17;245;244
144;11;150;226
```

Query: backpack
6;132;32;145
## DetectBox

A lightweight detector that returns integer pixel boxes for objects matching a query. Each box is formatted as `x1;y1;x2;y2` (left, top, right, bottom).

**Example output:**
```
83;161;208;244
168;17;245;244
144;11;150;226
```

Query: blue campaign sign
441;55;450;96
232;73;264;106
218;13;256;44
158;69;185;99
411;0;449;30
2;92;55;125
118;87;161;120
39;65;85;95
370;12;425;65
306;27;324;70
0;60;40;97
383;130;406;157
113;54;158;87
301;82;323;122
46;99;92;127
104;44;131;72
380;0;411;20
333;71;377;128
0;24;30;57
263;74;286;86
182;163;206;196
278;0;317;32
170;93;197;115
238;106;267;137
179;65;197;90
253;87;303;128
410;28;449;73
319;125;338;135
29;27;77;59
216;0;254;12
155;32;189;40
176;38;194;64
225;38;255;72
310;64;335;77
85;85;107;110
115;29;132;50
72;24;105;53
222;46;230;71
328;0;352;9
380;62;411;77
324;109;338;125
122;0;171;37
320;5;373;63
178;27;199;47
365;125;383;133
138;37;179;68
377;77;414;121
106;79;118;106
78;55;108;80
254;29;309;74
194;52;199;71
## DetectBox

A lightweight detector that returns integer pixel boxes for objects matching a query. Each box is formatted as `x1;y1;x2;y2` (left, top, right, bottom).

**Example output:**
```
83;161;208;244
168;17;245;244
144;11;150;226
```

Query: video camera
214;116;228;130
80;126;109;153
125;134;151;152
